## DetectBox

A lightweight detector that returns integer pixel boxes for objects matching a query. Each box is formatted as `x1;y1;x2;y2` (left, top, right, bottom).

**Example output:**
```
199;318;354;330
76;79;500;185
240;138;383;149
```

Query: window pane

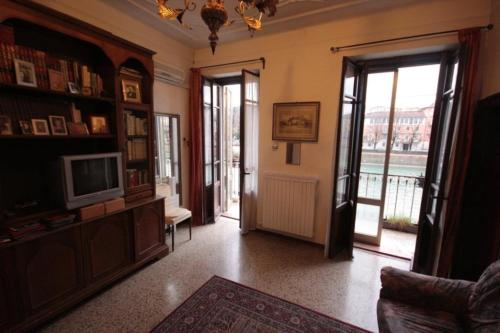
337;102;352;177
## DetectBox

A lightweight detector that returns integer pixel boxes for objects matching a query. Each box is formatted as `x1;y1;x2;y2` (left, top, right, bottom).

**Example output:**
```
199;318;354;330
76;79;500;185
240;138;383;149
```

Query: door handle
244;172;251;175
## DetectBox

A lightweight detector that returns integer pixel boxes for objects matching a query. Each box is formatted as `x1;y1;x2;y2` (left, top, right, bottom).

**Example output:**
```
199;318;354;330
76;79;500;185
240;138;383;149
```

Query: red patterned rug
151;276;371;333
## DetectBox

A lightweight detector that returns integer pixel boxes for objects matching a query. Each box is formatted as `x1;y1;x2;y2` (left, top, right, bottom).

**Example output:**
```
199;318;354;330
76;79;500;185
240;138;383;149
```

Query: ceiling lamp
156;0;280;54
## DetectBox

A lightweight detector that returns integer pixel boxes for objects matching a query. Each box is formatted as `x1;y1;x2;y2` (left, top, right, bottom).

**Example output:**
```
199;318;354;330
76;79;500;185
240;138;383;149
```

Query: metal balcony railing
358;172;424;223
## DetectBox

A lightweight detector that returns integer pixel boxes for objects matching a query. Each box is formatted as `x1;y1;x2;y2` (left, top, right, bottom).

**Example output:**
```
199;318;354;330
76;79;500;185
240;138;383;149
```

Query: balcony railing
358;172;424;223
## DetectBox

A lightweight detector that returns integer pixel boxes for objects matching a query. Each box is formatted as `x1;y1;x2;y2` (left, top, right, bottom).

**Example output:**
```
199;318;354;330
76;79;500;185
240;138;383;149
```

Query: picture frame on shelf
48;116;68;135
122;79;142;103
67;122;89;135
31;119;50;135
89;115;110;134
0;115;13;135
272;102;320;142
14;58;37;87
67;82;80;94
19;120;33;135
48;69;65;92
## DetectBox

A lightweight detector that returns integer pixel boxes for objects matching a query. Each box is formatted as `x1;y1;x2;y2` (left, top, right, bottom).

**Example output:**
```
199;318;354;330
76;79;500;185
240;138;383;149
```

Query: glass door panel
385;64;440;224
355;72;394;243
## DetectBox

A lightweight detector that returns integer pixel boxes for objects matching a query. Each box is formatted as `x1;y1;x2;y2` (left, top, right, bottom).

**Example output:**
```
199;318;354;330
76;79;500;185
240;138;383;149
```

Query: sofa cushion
468;260;500;332
377;299;464;333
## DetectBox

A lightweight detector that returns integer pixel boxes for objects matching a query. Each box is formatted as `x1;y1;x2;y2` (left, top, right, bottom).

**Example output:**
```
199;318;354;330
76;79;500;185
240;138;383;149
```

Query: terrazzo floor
41;218;409;333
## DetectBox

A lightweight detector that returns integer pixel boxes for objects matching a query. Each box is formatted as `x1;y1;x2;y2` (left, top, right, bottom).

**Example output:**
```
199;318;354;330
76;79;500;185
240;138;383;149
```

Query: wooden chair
165;207;192;251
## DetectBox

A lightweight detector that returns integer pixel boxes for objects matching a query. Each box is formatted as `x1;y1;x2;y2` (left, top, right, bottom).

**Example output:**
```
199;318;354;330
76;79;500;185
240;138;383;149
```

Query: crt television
61;152;124;209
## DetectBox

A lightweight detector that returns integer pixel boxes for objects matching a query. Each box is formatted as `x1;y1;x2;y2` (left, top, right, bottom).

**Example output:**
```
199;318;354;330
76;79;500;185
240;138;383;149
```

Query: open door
201;77;222;224
328;58;364;258
240;70;259;233
413;51;463;273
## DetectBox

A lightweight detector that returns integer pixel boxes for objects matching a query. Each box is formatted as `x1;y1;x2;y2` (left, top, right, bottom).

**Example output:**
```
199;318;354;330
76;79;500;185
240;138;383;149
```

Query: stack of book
127;138;148;161
126;169;148;188
7;222;46;240
125;112;148;135
120;67;142;79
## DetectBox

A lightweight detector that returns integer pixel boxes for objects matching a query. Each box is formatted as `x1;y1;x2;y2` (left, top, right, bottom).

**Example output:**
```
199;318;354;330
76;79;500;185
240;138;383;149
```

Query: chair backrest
468;260;500;331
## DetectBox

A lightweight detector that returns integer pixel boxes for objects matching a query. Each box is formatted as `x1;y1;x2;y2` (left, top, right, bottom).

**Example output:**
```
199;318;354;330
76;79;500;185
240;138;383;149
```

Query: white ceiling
108;0;426;49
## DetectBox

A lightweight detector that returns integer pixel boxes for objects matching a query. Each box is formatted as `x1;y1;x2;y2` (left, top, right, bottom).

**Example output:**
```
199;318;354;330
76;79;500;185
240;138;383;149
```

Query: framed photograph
48;69;65;92
0;115;13;135
67;122;89;135
19;120;33;135
272;102;320;142
122;79;142;103
67;82;80;94
31;119;50;135
89;115;109;134
48;116;68;135
14;59;37;87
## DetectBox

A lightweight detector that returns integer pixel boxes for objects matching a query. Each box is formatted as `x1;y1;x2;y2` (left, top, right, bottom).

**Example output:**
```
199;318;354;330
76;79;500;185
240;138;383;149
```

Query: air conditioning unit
154;62;185;87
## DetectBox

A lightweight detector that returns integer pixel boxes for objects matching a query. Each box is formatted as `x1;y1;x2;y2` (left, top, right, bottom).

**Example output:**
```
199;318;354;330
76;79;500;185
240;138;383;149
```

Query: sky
366;64;441;112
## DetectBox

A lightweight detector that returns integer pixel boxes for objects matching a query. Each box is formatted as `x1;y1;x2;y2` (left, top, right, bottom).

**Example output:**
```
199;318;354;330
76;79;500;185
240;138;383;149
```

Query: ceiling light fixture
156;0;279;54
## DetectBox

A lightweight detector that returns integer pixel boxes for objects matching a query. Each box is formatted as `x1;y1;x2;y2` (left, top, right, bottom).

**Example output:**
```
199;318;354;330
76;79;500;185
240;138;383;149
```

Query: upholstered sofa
377;260;500;332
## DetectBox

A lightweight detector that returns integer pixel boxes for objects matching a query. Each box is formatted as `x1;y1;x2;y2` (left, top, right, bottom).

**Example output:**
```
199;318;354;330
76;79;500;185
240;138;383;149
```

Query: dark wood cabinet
0;248;19;331
82;212;132;283
15;228;84;314
1;197;167;333
133;200;165;261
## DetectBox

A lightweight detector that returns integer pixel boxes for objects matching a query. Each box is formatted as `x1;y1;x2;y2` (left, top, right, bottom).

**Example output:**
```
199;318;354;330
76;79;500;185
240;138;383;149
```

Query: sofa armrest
380;266;474;314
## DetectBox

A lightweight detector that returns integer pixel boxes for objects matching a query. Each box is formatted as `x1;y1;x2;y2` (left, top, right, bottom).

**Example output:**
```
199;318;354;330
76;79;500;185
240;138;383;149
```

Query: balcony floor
355;229;416;260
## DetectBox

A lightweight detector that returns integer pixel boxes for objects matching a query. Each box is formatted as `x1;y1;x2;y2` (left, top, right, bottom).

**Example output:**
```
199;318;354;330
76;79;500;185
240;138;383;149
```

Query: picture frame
67;122;89;135
121;79;142;103
272;102;320;142
48;116;68;135
89;115;110;134
48;69;65;92
31;119;50;135
14;58;37;87
0;115;13;135
67;82;80;94
19;120;33;135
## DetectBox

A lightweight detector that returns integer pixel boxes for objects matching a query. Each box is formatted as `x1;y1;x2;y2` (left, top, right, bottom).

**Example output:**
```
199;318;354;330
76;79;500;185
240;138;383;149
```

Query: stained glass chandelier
156;0;279;54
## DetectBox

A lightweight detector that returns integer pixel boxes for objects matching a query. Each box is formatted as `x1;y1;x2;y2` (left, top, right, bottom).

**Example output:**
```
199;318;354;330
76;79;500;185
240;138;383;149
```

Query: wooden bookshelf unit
0;1;167;332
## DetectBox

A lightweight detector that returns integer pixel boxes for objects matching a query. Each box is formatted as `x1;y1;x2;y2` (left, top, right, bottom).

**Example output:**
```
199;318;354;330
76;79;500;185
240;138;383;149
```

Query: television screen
71;157;119;196
62;152;123;209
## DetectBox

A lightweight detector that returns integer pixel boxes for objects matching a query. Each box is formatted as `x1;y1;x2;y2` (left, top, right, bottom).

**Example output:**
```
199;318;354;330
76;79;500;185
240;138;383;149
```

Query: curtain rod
330;24;494;53
197;57;266;70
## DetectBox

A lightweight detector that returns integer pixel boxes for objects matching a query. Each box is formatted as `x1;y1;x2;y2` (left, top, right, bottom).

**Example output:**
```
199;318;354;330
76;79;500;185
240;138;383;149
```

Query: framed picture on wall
272;102;320;142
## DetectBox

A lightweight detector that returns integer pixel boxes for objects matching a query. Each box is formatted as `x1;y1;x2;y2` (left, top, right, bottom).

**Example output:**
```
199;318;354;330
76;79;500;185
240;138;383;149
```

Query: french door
413;52;463;273
329;52;462;266
202;77;222;224
240;70;259;232
328;59;364;258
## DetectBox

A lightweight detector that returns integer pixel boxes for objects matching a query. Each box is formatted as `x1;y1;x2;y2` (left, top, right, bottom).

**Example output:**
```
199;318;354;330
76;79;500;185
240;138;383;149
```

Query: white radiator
261;173;318;238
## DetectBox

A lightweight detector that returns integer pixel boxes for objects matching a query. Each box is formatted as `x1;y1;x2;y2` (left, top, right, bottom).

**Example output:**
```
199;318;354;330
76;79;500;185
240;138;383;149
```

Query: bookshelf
0;2;166;332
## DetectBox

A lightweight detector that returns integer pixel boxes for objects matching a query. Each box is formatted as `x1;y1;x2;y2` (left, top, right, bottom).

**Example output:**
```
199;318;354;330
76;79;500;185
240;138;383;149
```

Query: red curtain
188;68;204;226
437;28;482;277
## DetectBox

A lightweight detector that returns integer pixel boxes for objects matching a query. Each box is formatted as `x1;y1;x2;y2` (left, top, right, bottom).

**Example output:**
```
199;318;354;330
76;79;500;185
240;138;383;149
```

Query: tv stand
0;196;168;333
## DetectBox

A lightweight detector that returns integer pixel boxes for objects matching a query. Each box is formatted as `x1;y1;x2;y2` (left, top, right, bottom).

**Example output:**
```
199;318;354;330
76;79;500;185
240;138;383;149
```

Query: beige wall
481;0;500;97
33;0;194;208
195;0;491;245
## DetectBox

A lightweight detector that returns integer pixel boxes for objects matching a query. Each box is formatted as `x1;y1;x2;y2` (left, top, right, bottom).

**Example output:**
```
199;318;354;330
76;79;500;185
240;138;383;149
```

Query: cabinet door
133;200;165;261
15;229;84;313
0;247;20;330
82;212;132;283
